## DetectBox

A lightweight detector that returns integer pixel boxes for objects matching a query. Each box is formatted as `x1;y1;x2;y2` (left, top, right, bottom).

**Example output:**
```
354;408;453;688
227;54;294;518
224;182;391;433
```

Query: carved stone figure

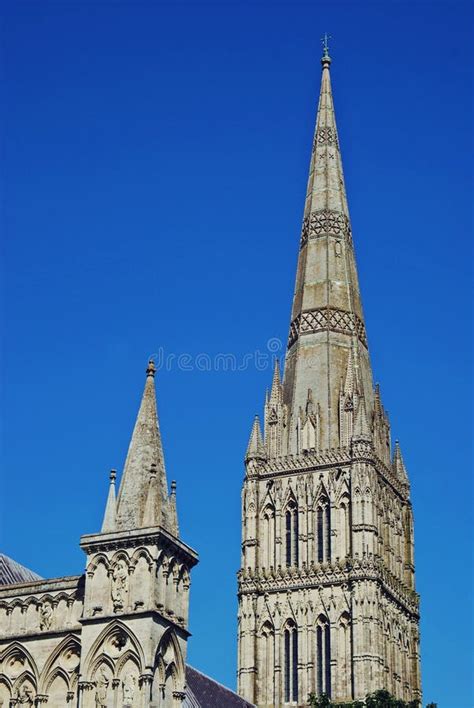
122;672;136;703
111;559;128;611
17;684;34;705
40;602;53;630
95;666;109;707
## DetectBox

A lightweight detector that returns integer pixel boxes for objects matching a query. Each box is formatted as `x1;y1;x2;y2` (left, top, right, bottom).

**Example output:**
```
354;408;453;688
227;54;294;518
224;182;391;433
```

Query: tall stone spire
283;47;373;451
238;45;421;706
116;359;175;532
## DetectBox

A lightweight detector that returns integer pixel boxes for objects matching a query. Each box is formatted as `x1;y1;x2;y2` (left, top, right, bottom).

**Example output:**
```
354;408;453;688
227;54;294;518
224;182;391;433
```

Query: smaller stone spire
393;440;409;485
116;358;170;531
353;396;371;441
167;480;179;536
269;359;282;403
245;416;266;461
101;470;117;533
142;464;159;527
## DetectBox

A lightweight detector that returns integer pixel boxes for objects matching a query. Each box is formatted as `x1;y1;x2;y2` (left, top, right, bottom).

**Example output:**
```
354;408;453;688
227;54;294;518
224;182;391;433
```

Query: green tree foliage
309;689;427;708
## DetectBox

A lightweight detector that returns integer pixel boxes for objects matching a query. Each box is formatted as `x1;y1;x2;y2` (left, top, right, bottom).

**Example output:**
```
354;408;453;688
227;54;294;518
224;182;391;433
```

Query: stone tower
79;359;198;707
237;47;421;707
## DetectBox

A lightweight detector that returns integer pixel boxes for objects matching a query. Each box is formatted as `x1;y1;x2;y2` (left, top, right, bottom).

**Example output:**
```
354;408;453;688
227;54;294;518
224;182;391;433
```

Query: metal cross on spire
321;32;331;59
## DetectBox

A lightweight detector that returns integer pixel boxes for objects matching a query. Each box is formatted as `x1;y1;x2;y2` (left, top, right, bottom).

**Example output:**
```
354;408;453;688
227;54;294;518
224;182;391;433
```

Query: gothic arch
261;503;276;569
0;642;39;683
109;550;131;568
152;628;185;706
115;649;141;677
130;546;154;570
282;618;298;703
155;627;185;679
258;621;275;706
0;675;12;692
315;614;331;698
283;495;299;568
282;484;297;510
12;669;37;695
89;652;115;682
23;596;41;609
43;666;70;693
82;620;145;679
87;553;110;574
315;493;331;563
260;501;275;520
39;634;81;693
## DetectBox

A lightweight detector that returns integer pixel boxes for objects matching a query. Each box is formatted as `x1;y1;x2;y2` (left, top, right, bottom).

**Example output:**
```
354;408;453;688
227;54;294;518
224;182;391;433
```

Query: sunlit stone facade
237;49;421;707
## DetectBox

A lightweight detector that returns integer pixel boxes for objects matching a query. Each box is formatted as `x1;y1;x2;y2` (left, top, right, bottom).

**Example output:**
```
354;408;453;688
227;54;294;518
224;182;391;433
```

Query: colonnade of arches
0;622;186;708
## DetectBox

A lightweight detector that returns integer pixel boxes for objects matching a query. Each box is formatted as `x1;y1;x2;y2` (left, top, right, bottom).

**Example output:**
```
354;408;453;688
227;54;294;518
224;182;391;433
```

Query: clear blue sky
1;1;472;706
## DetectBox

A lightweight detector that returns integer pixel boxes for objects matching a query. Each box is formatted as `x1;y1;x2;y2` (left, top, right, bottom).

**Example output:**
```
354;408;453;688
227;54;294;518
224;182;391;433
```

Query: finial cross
322;32;331;58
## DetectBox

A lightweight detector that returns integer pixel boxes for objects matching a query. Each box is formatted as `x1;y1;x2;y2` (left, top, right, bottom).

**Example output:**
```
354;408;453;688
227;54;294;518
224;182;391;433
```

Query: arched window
259;622;275;705
284;621;298;703
316;616;331;697
285;501;299;567
263;506;275;568
316;499;331;562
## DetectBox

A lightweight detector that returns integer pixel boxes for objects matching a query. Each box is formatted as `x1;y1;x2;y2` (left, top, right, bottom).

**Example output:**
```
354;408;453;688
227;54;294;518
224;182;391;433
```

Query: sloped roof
185;665;255;708
0;554;42;585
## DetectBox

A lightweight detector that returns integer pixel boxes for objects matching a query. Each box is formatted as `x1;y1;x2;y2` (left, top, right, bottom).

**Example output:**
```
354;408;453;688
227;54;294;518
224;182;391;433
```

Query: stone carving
111;559;128;611
108;628;128;656
17;684;35;705
40;602;53;630
95;666;109;707
122;673;137;703
300;209;352;249
288;307;367;349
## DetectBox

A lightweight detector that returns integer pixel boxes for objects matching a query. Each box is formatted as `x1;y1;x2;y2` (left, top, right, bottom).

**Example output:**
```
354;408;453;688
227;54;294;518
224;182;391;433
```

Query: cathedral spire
101;469;117;532
282;47;374;451
116;359;174;532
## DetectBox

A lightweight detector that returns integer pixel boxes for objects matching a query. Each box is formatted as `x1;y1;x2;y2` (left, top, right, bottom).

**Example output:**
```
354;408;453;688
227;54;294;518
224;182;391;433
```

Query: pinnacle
393;440;409;483
269;360;282;402
115;360;176;534
353;396;371;441
101;469;117;533
245;415;266;461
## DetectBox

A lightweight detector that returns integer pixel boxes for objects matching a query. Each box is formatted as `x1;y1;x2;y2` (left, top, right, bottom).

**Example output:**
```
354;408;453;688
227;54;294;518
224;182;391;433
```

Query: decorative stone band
288;306;368;349
300;209;353;249
249;448;409;501
312;126;339;151
257;447;350;475
238;558;419;617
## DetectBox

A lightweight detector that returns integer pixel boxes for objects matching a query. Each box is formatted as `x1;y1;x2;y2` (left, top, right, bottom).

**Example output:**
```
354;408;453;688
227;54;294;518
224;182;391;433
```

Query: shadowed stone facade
237;49;421;707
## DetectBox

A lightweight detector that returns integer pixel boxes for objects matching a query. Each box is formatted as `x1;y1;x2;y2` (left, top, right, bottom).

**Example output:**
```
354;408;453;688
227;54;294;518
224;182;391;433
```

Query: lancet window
316;498;331;562
284;620;298;703
285;501;299;567
316;615;331;697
